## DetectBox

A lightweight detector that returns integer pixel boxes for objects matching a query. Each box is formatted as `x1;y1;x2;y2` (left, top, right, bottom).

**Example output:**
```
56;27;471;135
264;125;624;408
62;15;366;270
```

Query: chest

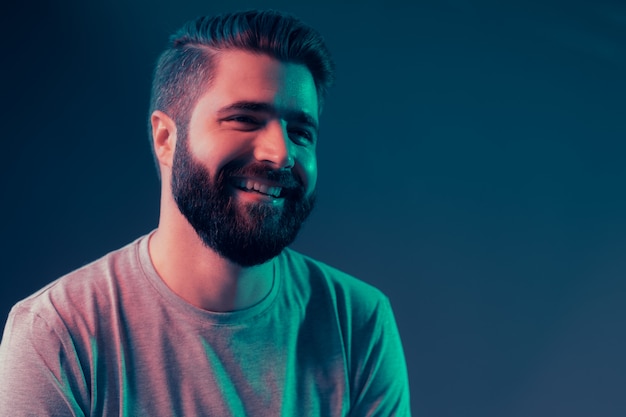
86;311;350;416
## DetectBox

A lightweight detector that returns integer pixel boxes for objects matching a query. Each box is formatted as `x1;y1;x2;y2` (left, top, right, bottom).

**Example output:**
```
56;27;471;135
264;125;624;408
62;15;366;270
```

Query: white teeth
267;186;281;197
236;179;282;197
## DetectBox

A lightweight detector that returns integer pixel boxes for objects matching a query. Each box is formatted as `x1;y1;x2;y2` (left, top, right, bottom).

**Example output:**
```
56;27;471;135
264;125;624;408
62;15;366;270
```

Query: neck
148;211;275;312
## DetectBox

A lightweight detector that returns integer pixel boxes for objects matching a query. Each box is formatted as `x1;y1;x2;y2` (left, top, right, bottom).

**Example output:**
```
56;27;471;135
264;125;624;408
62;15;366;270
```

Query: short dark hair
148;9;335;153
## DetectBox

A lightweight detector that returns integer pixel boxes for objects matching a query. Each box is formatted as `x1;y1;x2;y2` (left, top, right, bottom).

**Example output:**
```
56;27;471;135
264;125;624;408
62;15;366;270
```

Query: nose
253;120;295;169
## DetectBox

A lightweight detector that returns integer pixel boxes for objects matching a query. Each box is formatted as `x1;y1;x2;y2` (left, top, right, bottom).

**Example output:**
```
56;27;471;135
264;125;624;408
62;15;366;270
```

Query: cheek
297;150;318;194
189;135;252;178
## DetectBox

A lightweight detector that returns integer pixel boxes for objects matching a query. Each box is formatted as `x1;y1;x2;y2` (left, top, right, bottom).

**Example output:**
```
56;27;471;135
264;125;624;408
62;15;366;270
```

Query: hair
148;9;335;166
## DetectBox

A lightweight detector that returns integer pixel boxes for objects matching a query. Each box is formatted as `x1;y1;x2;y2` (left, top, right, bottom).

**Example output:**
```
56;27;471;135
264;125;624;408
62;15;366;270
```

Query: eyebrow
217;101;319;131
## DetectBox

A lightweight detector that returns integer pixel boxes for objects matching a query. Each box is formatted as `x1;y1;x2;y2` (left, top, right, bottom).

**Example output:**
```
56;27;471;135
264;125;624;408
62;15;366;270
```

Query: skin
148;50;320;312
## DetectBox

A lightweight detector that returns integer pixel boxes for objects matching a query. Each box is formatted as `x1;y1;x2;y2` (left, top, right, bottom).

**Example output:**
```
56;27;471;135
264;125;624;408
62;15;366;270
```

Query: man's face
171;50;319;266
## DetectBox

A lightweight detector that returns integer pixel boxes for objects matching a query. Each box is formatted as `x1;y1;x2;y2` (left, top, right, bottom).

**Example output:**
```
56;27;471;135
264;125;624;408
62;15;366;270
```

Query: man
0;10;410;416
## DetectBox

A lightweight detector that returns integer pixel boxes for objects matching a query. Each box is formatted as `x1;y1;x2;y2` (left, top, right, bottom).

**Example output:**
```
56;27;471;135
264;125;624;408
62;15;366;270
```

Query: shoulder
279;248;390;318
8;235;147;331
0;235;151;417
279;251;410;415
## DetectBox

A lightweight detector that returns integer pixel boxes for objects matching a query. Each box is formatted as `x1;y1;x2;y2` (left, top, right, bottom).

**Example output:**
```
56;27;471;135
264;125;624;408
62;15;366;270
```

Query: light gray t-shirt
0;234;410;416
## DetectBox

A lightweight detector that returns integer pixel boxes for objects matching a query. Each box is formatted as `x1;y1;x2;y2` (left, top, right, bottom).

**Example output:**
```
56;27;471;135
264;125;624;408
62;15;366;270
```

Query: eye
288;127;315;145
225;115;262;130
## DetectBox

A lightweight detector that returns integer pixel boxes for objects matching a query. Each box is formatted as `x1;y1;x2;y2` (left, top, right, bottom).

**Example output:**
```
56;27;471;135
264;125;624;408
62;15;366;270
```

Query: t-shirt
0;233;411;416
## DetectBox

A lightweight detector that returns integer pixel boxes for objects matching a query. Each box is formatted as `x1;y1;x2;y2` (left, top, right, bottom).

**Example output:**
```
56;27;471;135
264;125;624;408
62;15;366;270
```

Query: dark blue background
2;0;625;415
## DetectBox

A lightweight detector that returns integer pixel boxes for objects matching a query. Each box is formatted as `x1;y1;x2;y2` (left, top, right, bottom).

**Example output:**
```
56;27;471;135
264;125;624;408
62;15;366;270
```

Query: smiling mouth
233;178;283;198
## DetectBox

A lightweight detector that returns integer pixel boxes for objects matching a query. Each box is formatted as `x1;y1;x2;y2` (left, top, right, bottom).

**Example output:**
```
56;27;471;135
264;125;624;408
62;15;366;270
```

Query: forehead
196;49;319;119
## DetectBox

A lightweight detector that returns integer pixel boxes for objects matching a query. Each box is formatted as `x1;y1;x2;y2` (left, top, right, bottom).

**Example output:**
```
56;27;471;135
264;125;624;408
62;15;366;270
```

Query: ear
151;110;177;169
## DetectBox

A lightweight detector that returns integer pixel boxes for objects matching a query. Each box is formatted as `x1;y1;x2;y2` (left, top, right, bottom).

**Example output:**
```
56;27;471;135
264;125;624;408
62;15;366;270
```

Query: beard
170;138;315;267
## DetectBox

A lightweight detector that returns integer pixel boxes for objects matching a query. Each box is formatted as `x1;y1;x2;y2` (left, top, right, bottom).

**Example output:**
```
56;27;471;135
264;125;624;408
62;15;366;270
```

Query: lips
234;178;282;198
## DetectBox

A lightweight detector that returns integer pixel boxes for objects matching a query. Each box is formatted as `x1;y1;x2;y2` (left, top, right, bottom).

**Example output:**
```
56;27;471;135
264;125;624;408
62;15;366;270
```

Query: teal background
2;0;625;415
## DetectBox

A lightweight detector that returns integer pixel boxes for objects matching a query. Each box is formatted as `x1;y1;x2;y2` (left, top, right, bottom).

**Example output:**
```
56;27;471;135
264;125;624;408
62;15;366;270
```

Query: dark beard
170;138;315;267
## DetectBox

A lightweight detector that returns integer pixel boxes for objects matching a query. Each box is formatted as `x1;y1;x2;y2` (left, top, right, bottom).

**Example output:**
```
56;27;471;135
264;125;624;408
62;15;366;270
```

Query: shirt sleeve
349;296;412;416
0;305;88;417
